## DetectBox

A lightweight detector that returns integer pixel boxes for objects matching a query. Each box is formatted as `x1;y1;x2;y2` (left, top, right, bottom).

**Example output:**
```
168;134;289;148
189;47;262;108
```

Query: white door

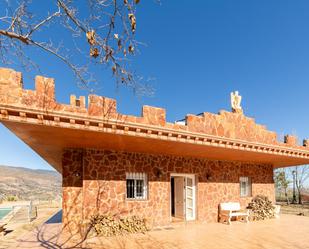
174;177;184;218
185;176;196;221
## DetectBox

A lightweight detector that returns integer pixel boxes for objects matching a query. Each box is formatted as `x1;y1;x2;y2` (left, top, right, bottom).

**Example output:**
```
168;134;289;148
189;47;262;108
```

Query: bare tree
274;168;291;204
0;0;152;94
291;165;309;204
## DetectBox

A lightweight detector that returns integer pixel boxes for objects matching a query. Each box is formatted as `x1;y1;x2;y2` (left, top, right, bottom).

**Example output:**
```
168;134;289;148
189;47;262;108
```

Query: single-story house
1;68;309;235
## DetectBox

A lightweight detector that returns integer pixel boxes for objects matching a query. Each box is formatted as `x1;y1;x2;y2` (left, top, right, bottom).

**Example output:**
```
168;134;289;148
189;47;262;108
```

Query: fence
3;201;38;224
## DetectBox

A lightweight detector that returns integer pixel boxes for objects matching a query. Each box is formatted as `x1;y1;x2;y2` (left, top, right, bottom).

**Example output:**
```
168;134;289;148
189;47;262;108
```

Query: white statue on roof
230;91;242;113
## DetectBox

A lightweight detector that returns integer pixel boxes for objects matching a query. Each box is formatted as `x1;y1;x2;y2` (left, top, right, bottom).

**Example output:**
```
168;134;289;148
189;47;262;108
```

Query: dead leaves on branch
128;44;134;53
86;30;96;45
125;0;140;4
111;63;133;84
90;47;99;58
112;64;117;74
0;0;147;94
114;33;123;51
87;29;98;58
124;0;140;6
85;0;137;64
128;13;136;33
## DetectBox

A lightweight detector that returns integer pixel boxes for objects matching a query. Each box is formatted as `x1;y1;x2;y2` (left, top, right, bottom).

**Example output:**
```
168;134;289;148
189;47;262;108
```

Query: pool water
0;208;12;220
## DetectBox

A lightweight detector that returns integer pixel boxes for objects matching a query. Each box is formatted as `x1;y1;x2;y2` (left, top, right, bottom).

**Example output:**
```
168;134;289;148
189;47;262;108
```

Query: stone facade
62;148;274;233
1;68;305;238
0;67;308;150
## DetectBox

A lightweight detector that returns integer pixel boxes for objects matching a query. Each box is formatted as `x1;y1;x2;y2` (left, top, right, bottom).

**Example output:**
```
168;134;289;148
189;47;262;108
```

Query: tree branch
57;0;87;33
26;7;61;37
0;30;30;44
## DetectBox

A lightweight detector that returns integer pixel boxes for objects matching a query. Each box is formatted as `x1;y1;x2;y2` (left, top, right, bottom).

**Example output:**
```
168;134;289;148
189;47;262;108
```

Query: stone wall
62;148;274;233
62;149;84;235
0;67;307;149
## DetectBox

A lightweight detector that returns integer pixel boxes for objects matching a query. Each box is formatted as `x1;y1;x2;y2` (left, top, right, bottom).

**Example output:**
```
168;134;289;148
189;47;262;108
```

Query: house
1;67;309;235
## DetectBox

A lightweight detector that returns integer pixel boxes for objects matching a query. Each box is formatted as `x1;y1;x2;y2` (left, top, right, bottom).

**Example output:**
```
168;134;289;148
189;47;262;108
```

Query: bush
6;195;18;202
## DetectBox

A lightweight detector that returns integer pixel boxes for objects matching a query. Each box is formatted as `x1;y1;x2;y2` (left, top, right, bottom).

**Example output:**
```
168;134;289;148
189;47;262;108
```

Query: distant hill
0;165;61;201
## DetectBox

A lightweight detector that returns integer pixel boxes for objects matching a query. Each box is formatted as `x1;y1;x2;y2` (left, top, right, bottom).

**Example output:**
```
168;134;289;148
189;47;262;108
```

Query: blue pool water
0;208;12;220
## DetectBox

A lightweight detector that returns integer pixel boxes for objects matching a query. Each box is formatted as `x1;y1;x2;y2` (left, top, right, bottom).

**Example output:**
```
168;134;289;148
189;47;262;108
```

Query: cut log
247;195;275;221
90;214;149;237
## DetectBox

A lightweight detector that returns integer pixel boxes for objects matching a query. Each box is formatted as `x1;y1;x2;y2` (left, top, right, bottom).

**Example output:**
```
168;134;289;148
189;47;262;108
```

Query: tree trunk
284;188;290;205
298;189;302;204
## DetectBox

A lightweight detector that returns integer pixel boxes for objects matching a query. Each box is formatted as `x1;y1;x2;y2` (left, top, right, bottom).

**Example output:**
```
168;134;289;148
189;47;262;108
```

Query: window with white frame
126;173;148;200
240;176;252;197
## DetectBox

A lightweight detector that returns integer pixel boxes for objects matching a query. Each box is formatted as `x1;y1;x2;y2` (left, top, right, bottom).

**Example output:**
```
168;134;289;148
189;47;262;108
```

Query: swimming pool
0;208;12;220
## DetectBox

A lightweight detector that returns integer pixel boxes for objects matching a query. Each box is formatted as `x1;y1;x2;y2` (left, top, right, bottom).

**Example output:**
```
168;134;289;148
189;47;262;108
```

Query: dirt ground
0;206;60;249
277;202;309;216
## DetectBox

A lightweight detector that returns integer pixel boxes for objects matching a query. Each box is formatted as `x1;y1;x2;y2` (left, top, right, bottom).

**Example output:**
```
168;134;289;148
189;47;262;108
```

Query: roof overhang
1;105;309;173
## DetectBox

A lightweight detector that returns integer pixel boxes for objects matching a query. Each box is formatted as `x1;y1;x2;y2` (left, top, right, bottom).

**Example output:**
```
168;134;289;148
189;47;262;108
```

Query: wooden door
185;176;195;221
174;177;184;218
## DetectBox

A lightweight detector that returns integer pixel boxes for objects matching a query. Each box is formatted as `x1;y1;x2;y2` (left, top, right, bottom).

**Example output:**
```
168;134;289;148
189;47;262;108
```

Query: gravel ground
277;202;309;216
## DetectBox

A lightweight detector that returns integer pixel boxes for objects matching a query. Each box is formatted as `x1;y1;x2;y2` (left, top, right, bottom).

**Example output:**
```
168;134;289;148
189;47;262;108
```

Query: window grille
126;173;148;200
240;176;252;197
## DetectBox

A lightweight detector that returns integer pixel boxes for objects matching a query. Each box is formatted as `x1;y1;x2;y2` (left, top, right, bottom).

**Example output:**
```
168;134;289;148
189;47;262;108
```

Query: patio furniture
219;202;249;225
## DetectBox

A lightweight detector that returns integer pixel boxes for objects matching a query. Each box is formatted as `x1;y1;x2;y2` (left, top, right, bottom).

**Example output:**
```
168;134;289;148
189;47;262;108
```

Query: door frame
170;173;196;222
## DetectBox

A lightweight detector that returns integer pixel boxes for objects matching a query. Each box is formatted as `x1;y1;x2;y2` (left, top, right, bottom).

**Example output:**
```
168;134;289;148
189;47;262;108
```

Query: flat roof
1;67;309;172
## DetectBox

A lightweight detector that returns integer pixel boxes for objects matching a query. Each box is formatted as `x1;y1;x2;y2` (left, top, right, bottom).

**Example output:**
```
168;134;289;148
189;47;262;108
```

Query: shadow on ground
15;209;179;249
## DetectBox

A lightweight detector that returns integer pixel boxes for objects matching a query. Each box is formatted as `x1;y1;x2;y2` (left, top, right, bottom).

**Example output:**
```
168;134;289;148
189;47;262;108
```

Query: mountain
0;165;61;201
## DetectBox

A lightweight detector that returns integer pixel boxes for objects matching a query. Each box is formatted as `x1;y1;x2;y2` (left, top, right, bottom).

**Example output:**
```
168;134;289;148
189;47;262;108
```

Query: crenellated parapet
0;67;307;151
284;135;298;147
185;111;277;145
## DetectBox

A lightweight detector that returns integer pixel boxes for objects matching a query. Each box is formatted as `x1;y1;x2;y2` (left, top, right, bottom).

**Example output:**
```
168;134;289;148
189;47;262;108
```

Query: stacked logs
90;214;149;237
247;195;275;221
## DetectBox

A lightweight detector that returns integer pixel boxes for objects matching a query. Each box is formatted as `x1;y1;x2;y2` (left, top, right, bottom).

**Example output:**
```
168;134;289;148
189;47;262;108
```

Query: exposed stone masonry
0;67;301;237
0;67;307;149
63;148;274;233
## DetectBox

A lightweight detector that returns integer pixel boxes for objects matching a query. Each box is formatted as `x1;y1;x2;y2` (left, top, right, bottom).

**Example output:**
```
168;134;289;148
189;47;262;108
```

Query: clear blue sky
1;1;309;170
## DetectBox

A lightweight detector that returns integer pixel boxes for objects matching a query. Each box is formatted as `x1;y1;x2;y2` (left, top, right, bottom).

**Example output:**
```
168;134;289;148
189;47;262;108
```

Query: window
126;173;148;200
240;176;252;197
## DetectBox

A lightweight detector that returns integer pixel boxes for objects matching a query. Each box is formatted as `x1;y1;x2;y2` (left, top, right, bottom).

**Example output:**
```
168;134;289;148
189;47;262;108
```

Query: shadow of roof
45;210;62;224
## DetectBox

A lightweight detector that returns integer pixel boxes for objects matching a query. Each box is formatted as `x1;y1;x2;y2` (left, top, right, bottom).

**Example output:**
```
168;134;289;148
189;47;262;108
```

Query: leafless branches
0;0;151;94
294;165;309;204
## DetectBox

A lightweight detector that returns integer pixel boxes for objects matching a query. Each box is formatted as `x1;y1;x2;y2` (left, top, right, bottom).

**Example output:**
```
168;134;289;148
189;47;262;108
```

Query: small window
240;176;252;197
126;173;148;200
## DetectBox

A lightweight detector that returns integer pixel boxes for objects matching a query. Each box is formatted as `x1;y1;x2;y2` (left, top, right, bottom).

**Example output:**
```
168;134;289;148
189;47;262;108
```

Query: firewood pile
247;195;275;221
90;214;149;237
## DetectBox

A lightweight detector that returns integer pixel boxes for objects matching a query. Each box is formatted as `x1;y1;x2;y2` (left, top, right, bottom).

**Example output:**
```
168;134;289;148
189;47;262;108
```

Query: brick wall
62;148;274;233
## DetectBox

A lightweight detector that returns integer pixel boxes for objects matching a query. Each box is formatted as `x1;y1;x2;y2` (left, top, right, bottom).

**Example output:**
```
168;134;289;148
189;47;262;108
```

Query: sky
1;1;309;171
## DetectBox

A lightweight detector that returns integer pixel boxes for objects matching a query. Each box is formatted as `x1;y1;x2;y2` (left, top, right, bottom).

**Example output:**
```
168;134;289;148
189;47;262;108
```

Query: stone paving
8;214;309;249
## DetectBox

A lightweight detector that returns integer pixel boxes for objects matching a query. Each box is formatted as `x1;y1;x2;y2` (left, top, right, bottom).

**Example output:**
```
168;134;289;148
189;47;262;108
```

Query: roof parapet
284;135;298;147
0;67;308;151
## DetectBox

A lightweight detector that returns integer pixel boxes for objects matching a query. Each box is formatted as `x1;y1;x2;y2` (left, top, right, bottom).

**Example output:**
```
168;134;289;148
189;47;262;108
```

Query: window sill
125;198;149;202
